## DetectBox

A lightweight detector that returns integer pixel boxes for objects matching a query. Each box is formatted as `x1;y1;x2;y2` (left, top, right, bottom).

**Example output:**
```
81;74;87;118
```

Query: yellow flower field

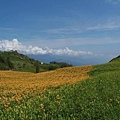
0;66;92;104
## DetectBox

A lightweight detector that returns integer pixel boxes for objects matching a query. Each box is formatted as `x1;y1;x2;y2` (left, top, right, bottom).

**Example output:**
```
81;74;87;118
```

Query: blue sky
0;0;120;64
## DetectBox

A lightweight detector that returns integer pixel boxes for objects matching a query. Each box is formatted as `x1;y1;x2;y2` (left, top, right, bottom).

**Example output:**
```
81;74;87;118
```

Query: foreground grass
0;62;120;120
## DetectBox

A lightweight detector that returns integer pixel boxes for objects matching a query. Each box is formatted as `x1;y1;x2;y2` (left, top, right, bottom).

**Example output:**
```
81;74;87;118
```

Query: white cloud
44;28;82;35
106;0;120;4
87;22;120;31
42;18;120;37
0;39;92;56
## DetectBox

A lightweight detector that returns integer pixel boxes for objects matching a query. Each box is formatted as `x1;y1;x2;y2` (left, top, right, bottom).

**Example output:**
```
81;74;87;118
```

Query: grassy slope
0;51;72;73
0;51;37;72
0;60;120;119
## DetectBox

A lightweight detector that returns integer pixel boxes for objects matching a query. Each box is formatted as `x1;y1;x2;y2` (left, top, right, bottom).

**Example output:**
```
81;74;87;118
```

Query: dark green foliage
23;63;26;68
0;55;6;64
0;51;72;72
48;65;58;70
49;61;72;71
50;61;72;68
59;62;72;68
35;61;40;73
6;57;14;70
48;62;72;71
0;64;8;70
0;55;14;70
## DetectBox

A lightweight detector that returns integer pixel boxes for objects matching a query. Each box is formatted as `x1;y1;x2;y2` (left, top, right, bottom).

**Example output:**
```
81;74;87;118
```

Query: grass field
0;61;120;120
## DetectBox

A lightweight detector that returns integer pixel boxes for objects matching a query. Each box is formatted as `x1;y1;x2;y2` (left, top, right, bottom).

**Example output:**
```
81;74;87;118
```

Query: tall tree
35;61;40;73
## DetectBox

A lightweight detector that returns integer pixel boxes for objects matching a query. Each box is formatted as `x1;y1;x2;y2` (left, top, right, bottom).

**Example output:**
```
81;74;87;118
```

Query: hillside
0;51;72;72
109;55;120;63
0;56;120;119
0;50;37;72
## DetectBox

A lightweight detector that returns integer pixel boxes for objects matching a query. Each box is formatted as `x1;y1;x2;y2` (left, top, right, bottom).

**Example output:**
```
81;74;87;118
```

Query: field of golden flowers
0;66;92;104
0;62;120;119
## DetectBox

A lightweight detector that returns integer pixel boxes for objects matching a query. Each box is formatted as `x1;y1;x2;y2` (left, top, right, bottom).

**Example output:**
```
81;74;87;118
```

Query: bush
48;65;58;70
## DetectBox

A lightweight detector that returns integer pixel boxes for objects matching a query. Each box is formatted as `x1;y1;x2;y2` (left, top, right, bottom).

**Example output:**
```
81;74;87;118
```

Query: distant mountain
0;51;72;72
28;54;107;66
0;50;113;72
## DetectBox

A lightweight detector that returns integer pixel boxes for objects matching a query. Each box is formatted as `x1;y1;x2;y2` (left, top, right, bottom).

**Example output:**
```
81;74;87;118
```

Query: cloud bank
0;39;92;56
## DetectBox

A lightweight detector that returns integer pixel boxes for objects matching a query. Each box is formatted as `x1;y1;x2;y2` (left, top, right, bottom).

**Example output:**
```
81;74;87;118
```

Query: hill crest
109;55;120;62
0;50;72;72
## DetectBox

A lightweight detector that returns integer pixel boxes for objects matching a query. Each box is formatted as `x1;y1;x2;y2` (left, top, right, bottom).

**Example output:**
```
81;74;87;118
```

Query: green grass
0;61;120;119
0;51;72;73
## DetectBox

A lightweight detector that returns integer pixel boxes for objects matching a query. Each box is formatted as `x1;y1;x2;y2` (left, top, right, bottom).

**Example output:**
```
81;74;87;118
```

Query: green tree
6;57;14;70
60;62;72;68
48;65;58;70
35;61;40;73
0;55;6;64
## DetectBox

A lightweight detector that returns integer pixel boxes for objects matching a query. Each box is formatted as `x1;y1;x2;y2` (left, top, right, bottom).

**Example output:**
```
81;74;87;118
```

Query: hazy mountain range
28;54;108;66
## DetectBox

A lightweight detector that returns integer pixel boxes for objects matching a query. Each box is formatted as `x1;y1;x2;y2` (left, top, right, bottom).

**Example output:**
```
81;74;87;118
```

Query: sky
0;0;120;64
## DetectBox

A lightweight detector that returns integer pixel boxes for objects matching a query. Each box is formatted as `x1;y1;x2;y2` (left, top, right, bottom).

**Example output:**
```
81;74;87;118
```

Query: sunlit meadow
0;62;120;119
